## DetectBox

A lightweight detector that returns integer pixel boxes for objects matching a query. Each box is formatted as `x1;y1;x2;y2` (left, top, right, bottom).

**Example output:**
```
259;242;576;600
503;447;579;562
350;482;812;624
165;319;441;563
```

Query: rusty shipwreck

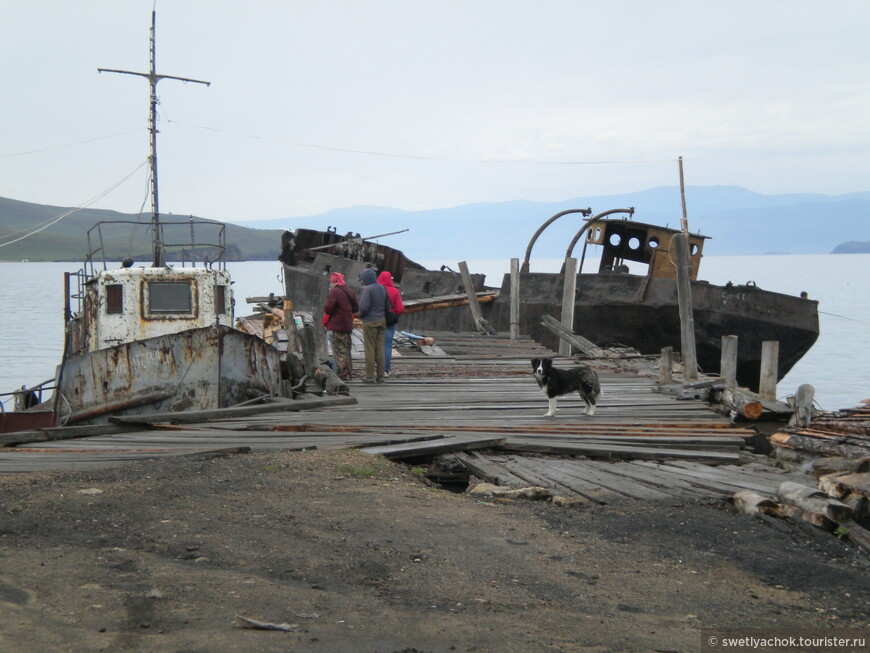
278;208;819;391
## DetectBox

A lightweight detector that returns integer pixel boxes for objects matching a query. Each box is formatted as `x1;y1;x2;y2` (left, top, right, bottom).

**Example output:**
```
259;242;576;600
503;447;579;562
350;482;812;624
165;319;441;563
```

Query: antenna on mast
98;10;210;267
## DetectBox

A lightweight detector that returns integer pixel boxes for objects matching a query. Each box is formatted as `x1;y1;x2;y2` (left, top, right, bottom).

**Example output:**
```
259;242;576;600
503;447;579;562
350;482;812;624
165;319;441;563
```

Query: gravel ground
0;448;867;653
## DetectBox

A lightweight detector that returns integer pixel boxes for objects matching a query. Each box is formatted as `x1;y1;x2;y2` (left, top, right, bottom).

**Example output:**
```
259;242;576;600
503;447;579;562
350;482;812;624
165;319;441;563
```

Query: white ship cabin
78;263;234;353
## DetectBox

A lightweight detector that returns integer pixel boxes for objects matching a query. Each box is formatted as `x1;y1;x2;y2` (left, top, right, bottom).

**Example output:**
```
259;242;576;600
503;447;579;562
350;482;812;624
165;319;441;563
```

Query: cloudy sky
2;1;868;223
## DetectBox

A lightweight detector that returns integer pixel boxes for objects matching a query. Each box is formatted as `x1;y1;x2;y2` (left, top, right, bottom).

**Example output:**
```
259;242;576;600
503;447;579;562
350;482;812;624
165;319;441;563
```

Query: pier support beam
759;340;779;401
673;233;698;382
658;346;674;385
559;257;578;356
509;258;520;340
721;335;738;389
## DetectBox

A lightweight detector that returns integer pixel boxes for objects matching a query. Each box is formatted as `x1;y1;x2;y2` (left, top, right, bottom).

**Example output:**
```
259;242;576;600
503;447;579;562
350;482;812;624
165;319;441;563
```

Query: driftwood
776;481;852;523
733;490;783;517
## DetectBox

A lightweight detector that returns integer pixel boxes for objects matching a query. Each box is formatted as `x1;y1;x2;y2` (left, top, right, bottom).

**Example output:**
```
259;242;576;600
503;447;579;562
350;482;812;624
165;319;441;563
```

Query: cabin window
216;285;227;314
149;281;192;314
106;284;123;314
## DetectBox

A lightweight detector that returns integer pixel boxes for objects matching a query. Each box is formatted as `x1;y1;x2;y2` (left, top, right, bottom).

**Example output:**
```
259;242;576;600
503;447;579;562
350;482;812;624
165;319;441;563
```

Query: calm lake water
1;255;867;411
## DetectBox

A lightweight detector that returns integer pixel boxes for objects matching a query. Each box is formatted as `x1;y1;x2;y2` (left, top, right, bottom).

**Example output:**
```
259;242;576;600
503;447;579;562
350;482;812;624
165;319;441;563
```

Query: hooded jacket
357;268;387;322
378;271;405;319
323;282;359;333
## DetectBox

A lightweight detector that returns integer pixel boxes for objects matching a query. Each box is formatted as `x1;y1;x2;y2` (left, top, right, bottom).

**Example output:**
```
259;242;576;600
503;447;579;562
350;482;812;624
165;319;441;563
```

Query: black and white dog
532;358;600;417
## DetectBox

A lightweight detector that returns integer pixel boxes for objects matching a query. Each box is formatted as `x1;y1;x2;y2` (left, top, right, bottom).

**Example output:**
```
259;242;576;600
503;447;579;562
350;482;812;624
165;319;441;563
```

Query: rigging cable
0;159;149;249
167;119;675;167
0;129;142;159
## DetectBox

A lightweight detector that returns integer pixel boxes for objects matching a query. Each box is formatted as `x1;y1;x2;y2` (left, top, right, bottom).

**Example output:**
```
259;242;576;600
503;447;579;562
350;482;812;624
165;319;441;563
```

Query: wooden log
779;504;835;531
776;481;852;522
733;490;783;517
788;384;815;428
770;432;870;459
841;521;870;554
818;471;870;501
709;386;764;420
540;314;606;358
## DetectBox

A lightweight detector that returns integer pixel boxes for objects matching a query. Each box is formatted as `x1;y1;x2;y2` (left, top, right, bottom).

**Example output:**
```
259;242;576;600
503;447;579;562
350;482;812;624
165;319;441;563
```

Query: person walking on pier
357;268;387;383
323;272;359;382
378;270;404;377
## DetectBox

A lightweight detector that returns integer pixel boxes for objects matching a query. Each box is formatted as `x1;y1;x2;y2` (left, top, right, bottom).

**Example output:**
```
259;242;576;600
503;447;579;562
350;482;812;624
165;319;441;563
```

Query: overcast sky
2;1;868;223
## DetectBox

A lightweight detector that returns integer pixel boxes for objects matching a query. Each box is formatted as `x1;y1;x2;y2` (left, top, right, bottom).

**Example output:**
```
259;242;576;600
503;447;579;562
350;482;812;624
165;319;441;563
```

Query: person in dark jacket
322;272;359;381
378;270;404;377
357;268;387;382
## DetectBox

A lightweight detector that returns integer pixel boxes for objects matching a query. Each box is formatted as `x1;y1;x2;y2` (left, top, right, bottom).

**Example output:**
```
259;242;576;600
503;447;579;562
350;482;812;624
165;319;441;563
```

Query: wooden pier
0;331;818;505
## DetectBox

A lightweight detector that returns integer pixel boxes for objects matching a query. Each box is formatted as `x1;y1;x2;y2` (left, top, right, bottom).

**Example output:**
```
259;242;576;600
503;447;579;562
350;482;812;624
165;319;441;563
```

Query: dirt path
0;448;867;652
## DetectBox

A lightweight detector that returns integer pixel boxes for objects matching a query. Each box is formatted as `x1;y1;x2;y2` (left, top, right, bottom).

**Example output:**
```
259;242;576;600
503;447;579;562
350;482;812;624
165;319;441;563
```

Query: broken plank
361;435;506;459
109;396;358;426
500;440;740;464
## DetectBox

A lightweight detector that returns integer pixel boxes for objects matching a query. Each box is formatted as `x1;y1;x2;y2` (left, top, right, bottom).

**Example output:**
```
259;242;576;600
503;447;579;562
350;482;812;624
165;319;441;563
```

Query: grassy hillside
0;197;283;262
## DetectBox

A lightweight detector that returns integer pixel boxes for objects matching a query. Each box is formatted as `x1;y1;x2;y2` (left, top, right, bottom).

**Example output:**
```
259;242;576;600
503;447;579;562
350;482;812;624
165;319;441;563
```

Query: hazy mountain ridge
0;197;283;262
1;186;868;262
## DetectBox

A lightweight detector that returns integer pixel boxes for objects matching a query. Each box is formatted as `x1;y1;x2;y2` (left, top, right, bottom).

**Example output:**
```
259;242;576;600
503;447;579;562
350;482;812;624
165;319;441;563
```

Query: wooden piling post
658;346;673;385
721;335;738;389
458;261;485;332
789;383;815;427
673;233;698;381
509;258;520;340
759;340;779;401
559;257;578;356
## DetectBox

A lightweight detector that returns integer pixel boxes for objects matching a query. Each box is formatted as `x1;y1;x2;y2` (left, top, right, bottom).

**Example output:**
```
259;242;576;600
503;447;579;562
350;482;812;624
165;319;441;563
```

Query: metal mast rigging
98;10;210;267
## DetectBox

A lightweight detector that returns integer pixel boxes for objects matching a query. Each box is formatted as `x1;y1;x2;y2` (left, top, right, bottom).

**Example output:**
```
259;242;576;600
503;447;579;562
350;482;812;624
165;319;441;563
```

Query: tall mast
99;10;210;267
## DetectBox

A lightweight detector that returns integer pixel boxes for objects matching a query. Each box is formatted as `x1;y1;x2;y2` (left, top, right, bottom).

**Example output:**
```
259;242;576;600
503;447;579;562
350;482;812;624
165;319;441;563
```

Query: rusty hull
55;325;282;425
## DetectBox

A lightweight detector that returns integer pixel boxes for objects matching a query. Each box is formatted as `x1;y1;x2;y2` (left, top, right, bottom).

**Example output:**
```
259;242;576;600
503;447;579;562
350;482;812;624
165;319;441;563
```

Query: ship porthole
648;237;660;249
628;237;641;250
608;233;621;246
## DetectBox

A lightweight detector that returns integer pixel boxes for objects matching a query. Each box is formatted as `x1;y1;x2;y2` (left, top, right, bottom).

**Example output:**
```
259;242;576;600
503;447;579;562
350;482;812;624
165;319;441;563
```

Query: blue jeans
384;324;397;373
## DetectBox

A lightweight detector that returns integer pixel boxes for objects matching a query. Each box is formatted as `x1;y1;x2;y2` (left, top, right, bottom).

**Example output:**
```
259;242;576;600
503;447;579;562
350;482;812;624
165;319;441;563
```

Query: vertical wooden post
458;261;484;332
559;257;578;356
789;384;815;427
509;258;520;340
759;340;779;401
673;233;698;381
283;299;298;353
721;335;738;389
658;346;673;385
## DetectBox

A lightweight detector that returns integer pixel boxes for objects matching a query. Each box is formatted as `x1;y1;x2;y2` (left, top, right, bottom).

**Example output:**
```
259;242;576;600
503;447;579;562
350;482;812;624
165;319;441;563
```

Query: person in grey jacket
357;268;387;382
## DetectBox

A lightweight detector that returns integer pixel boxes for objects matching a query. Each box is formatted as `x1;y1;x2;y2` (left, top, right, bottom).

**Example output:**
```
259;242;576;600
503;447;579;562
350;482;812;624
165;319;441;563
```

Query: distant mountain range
1;186;868;262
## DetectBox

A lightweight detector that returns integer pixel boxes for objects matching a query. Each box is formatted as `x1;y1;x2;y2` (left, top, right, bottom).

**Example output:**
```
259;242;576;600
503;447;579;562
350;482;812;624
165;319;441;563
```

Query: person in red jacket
378;270;404;377
322;272;359;381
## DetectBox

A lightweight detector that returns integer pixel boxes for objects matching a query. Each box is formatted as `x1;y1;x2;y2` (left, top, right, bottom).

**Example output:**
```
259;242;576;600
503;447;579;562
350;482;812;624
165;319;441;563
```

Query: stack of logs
738;401;870;556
